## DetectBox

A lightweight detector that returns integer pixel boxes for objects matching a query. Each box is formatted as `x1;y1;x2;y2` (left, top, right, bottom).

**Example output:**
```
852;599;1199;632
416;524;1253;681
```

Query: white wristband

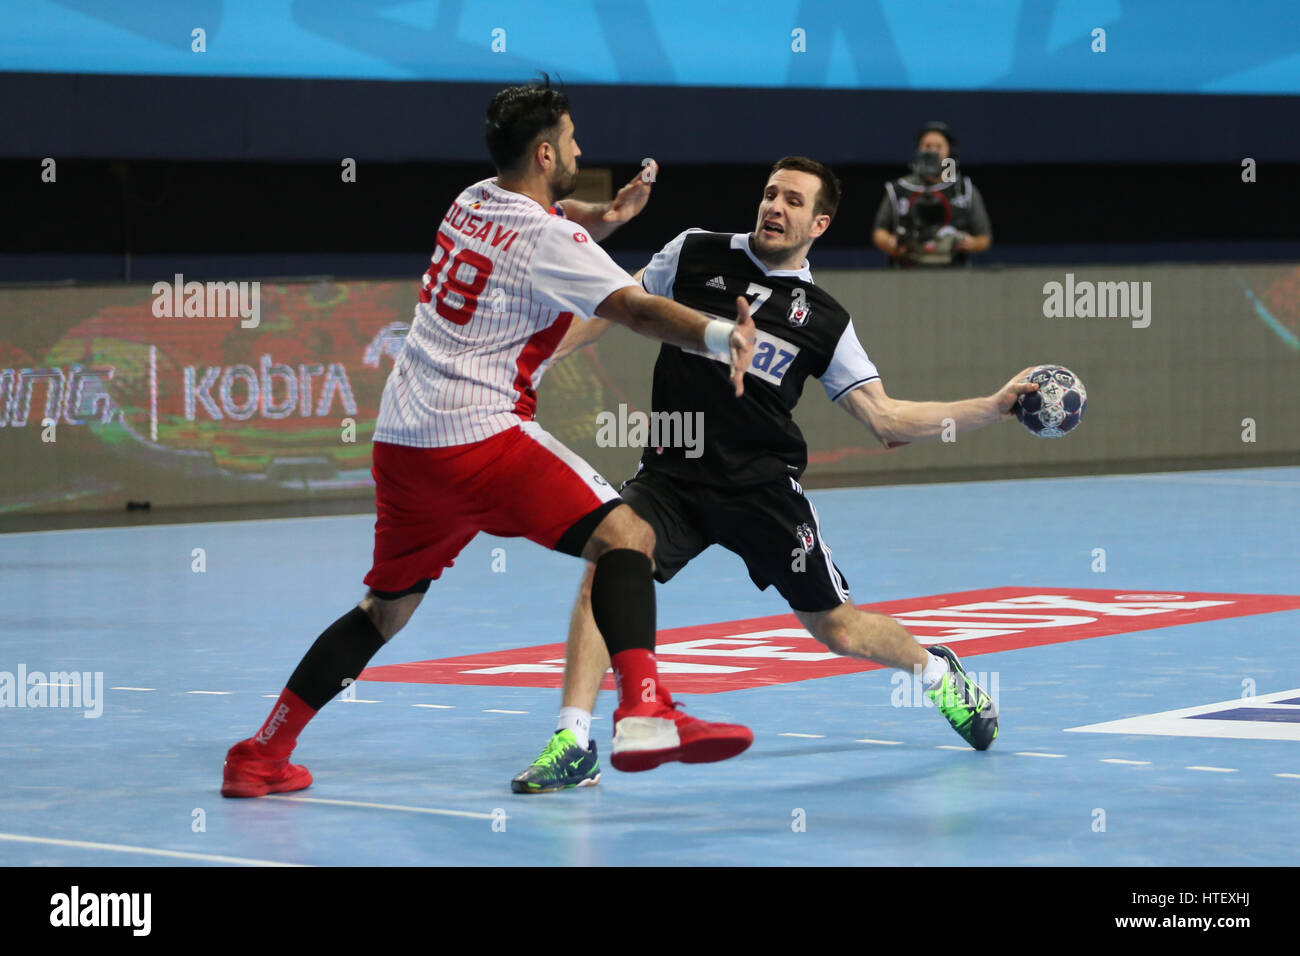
703;319;732;359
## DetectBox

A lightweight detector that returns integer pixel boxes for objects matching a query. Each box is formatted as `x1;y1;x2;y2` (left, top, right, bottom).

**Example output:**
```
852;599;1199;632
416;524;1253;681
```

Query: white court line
112;687;156;692
856;738;903;746
1101;758;1152;765
778;733;825;738
1276;773;1300;780
1016;752;1067;758
0;832;305;867
264;795;497;820
483;709;527;714
339;698;382;704
936;745;968;751
187;691;232;695
412;704;455;709
1186;765;1238;773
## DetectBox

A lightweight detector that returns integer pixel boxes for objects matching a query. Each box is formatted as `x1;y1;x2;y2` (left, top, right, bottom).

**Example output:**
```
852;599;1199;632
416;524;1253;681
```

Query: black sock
286;607;387;711
590;549;656;655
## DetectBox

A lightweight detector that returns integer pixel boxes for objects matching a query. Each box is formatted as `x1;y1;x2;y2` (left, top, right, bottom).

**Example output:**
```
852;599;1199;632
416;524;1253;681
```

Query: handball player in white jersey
220;78;756;797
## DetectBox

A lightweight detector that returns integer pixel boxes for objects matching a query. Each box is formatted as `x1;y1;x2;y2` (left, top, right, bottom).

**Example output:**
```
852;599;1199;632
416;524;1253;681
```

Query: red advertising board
361;587;1300;694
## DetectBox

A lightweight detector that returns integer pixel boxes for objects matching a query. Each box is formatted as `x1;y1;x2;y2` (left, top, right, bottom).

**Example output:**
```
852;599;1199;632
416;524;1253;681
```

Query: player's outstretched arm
551;317;612;362
595;289;755;395
839;370;1038;447
558;161;659;242
552;269;648;362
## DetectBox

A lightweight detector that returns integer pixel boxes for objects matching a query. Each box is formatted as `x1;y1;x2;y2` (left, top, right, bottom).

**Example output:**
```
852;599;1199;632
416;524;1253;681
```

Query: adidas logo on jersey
706;275;727;291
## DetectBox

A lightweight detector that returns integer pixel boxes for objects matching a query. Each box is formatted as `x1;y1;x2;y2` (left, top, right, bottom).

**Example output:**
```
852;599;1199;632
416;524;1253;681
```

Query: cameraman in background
872;122;992;267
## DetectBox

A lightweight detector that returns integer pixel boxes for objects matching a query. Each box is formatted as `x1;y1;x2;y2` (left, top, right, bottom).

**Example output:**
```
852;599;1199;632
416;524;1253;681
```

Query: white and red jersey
374;177;638;447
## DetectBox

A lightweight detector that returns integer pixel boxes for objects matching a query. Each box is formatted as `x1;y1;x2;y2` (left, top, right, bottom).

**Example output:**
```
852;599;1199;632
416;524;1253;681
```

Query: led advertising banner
1;280;410;513
0;277;630;515
2;263;1298;516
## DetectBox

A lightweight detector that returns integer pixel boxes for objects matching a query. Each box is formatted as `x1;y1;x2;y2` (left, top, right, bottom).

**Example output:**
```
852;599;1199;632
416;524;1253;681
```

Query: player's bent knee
587;504;656;561
822;624;853;656
615;509;656;557
805;613;851;656
802;600;874;656
360;590;424;642
627;516;656;557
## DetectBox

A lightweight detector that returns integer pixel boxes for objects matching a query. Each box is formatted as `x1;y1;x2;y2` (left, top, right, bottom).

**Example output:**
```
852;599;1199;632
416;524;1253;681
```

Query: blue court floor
2;466;1298;866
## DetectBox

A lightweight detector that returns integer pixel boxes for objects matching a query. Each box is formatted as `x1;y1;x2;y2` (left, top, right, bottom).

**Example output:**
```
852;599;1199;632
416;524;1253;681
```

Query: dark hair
769;156;841;220
485;75;571;174
915;121;959;158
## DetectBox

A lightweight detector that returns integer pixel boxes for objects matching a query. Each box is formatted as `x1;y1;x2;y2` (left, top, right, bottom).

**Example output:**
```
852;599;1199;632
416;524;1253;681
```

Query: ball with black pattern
1014;365;1087;438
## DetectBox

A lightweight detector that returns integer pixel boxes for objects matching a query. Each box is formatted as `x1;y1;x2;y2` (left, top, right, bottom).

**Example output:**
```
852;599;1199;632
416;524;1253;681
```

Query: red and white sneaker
221;739;313;798
610;689;753;772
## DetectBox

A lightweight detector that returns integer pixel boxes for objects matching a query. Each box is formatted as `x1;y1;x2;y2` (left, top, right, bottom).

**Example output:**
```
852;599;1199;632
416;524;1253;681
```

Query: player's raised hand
729;295;756;397
993;366;1040;416
603;160;658;226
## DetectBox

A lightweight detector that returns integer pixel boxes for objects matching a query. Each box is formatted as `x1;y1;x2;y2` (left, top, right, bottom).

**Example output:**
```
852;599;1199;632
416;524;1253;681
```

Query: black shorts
620;468;851;614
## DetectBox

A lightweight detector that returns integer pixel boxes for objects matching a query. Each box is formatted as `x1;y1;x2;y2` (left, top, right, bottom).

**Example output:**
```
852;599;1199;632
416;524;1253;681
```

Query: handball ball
1015;365;1087;438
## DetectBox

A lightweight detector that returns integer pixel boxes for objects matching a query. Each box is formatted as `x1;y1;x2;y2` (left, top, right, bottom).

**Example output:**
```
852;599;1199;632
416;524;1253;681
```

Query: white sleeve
821;320;881;401
640;228;705;297
528;221;639;320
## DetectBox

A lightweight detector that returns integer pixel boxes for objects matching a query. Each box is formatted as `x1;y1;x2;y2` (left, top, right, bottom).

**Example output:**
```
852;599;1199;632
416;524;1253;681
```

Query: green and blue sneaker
511;729;601;794
926;645;999;750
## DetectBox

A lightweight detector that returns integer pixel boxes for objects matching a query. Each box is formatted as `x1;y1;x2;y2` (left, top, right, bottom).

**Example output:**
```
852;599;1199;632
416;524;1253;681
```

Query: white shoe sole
612;716;681;756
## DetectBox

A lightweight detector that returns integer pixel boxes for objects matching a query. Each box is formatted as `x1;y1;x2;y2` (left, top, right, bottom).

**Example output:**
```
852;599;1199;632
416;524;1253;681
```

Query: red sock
251;688;316;758
611;648;663;712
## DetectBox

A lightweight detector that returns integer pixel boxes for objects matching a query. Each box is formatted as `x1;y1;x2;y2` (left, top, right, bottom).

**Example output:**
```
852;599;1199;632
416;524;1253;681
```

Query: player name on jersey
361;587;1300;694
375;178;636;448
441;200;521;252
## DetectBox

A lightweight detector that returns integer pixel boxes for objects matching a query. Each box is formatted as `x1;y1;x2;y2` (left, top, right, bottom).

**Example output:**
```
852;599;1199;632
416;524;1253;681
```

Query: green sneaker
925;645;999;750
511;729;601;794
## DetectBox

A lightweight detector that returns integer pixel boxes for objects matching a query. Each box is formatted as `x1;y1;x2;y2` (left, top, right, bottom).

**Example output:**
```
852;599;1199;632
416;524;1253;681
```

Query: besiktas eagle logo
796;522;815;552
788;288;812;327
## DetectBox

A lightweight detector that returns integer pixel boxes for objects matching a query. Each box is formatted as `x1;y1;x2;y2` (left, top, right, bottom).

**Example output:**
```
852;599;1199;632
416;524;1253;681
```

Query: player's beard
752;222;806;266
551;158;579;202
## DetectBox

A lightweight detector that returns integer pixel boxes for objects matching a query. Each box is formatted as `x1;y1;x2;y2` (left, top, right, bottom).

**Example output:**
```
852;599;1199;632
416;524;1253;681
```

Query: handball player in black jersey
512;157;1039;793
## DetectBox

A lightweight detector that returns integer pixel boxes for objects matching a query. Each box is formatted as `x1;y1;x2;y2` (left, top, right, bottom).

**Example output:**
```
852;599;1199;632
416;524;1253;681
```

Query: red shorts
363;422;621;594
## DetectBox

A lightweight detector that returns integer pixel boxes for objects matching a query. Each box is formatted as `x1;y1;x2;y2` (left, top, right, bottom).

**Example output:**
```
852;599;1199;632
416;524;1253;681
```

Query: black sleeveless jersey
636;230;880;487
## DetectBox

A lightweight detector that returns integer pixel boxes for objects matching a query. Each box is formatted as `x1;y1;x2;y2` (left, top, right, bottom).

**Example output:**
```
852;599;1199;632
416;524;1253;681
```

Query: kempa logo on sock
256;703;291;743
0;666;103;718
50;886;151;936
